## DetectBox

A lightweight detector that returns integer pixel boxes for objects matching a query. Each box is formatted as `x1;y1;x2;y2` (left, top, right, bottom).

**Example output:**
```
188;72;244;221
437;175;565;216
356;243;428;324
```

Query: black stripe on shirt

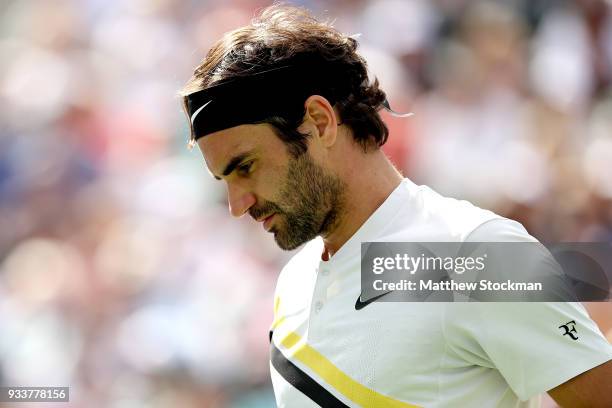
270;342;349;407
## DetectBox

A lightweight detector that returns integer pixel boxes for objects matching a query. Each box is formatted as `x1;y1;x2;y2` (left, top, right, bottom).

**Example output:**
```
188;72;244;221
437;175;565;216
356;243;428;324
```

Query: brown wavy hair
181;4;389;155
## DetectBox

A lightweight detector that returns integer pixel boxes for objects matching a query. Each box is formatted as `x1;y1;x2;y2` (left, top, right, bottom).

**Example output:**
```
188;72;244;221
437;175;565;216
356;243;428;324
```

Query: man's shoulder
414;183;538;243
383;181;517;242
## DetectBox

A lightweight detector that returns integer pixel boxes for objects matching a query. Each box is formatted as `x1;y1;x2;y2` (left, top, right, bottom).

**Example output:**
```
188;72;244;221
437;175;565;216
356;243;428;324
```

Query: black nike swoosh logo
354;291;392;310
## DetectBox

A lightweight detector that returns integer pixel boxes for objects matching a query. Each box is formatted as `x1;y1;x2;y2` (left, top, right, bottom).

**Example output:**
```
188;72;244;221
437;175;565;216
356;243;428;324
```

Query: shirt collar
319;178;416;266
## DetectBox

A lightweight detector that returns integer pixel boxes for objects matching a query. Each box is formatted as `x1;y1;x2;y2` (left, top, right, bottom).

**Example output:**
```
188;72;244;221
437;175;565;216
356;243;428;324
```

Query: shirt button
315;301;324;313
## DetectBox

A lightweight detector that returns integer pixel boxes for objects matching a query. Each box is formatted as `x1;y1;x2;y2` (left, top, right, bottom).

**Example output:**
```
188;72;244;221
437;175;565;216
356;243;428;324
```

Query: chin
272;228;301;251
273;229;317;251
274;235;301;251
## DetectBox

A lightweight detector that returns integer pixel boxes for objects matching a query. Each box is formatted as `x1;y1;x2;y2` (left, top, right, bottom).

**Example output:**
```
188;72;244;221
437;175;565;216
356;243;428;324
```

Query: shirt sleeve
444;218;612;401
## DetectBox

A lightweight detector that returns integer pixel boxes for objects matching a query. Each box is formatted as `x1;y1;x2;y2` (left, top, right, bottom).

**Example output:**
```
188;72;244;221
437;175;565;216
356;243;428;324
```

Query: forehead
197;123;284;173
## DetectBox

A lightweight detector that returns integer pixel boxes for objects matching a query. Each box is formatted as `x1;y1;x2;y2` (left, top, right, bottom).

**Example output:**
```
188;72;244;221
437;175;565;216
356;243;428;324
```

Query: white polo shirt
269;178;612;407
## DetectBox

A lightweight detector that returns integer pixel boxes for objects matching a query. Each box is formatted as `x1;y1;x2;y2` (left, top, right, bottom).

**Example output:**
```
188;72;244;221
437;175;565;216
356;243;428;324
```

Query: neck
321;151;403;260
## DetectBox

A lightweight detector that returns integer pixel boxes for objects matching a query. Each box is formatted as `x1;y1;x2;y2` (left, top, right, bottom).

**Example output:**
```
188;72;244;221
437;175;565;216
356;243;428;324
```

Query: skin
198;95;403;258
197;95;612;405
547;359;612;407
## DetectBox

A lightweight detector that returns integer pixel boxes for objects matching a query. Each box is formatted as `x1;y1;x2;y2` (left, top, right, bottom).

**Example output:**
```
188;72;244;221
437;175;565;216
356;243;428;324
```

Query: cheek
253;163;288;201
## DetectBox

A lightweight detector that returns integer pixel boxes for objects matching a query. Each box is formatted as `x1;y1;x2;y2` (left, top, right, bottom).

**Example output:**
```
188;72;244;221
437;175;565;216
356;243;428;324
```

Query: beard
248;152;345;250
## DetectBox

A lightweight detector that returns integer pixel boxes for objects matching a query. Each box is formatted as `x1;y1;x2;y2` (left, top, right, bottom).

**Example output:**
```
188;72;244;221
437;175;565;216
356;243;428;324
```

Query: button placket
309;263;331;336
314;266;329;313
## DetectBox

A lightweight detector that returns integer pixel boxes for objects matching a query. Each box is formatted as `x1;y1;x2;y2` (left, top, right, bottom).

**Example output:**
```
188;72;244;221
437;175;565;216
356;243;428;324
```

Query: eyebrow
214;150;255;180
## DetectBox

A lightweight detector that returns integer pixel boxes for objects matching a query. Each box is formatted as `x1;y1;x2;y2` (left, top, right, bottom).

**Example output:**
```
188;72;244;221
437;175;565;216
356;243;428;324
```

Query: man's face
198;124;344;250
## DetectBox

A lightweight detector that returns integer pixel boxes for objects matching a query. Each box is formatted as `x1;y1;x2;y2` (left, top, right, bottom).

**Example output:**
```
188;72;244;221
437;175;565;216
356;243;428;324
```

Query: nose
227;182;256;218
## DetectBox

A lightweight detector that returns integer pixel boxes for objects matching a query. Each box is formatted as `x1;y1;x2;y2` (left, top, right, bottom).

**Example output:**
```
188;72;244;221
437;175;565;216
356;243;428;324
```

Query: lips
262;213;275;231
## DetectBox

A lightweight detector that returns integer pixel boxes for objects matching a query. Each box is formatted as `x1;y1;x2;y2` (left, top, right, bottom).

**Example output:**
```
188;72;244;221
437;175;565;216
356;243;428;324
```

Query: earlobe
303;95;338;148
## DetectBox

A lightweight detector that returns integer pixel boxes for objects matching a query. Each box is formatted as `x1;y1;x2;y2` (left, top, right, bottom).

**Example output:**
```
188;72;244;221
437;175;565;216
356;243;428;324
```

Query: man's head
181;4;391;249
196;99;346;250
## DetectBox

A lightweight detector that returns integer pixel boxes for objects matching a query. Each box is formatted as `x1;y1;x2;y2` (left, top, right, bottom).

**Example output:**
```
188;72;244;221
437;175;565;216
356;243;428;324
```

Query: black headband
185;64;345;144
184;63;413;146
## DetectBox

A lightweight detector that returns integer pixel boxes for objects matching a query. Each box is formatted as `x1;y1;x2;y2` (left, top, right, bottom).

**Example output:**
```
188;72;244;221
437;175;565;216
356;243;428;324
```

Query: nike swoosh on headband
190;100;213;125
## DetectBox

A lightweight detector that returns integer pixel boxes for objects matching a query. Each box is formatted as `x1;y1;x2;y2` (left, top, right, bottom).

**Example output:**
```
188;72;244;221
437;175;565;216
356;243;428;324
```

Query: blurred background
0;0;611;407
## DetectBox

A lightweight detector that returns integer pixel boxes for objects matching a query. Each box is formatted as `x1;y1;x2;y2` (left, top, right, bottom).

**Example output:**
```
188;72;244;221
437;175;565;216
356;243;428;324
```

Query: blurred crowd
0;0;611;407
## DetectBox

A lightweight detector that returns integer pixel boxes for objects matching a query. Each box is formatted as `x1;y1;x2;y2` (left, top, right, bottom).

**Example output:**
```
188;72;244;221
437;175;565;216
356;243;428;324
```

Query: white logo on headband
190;100;213;125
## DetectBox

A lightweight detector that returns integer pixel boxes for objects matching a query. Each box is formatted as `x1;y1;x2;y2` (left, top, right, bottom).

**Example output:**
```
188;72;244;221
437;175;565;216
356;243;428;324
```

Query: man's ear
300;95;338;148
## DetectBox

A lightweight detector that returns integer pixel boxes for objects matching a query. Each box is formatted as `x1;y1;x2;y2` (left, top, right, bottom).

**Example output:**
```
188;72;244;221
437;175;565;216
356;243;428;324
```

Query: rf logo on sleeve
558;320;579;340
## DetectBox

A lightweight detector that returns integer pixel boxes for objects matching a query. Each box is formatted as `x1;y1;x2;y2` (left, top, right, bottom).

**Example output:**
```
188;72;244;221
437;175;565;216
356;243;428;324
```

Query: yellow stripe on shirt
279;330;421;408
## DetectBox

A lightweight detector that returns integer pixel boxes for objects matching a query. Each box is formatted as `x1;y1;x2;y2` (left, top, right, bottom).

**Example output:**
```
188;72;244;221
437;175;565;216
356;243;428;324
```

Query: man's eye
237;162;253;176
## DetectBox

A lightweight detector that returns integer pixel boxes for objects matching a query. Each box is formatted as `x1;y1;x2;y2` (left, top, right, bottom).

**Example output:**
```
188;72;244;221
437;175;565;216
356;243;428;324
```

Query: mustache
249;201;283;220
